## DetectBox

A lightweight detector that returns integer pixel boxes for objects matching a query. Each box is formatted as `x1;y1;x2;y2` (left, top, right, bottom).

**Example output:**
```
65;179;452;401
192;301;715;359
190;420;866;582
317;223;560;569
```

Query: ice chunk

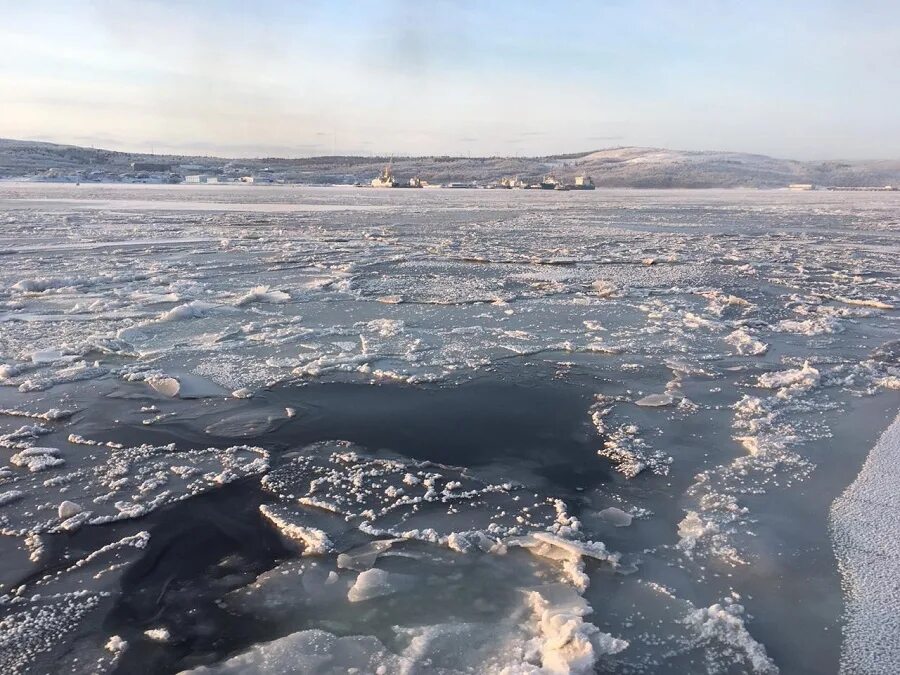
700;290;751;316
0;490;24;506
634;393;674;407
757;362;820;398
11;276;82;293
10;447;64;472
148;375;181;397
598;421;670;479
527;586;628;673
337;539;399;571
509;532;619;592
831;295;893;310
591;279;619;298
677;511;717;553
445;530;500;554
725;328;769;356
347;568;413;602
233;285;290;306
0;407;74;421
105;635;128;654
365;318;405;337
25;532;45;562
683;598;778;674
18;362;108;393
0;443;268;536
774;316;842;335
158;301;234;322
261;441;570;545
29;348;78;364
144;627;171;643
596;507;633;527
877;376;900;391
58;500;83;519
259;504;333;555
0;364;23;381
0;422;52;448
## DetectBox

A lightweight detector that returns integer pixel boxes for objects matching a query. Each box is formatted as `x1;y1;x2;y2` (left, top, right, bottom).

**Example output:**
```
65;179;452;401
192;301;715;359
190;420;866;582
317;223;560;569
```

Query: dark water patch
108;479;290;674
68;370;614;494
149;376;615;493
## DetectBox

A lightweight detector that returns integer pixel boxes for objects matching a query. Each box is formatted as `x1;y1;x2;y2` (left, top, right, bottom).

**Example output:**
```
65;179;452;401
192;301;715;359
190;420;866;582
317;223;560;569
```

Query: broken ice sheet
221;537;626;675
0;439;268;536
233;439;632;672
259;440;581;545
0;529;151;674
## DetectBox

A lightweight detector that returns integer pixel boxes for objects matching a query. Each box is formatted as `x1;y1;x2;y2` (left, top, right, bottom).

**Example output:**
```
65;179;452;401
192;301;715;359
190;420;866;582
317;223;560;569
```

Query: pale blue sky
2;1;898;158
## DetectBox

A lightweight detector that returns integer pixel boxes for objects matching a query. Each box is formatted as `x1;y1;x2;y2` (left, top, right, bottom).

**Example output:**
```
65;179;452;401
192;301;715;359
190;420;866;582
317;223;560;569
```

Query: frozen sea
0;182;897;674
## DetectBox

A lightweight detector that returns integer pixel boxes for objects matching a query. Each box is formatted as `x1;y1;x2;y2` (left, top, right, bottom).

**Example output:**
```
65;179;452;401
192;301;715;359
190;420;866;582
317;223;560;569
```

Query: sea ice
0;184;896;674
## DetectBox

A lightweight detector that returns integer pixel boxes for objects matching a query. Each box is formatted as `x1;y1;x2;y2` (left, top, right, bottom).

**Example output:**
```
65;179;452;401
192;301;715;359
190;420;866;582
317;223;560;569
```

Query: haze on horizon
2;0;898;161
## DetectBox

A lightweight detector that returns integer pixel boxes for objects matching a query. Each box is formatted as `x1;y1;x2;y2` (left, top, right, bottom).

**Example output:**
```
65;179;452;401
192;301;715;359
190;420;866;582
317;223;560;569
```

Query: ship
499;176;527;189
569;174;595;190
539;174;561;190
371;163;399;188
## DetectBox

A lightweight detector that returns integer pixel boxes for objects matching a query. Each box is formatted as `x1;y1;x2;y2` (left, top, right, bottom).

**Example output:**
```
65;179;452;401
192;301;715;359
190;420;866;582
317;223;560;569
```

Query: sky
1;1;898;159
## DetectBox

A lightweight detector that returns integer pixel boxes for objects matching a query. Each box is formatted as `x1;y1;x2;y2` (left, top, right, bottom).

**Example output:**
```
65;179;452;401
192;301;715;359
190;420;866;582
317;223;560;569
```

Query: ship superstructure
499;176;527;189
371;163;399;188
571;174;596;190
539;174;561;190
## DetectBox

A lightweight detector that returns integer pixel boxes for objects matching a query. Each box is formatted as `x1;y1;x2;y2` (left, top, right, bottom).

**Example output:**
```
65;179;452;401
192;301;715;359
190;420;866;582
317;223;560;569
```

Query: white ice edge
830;410;900;675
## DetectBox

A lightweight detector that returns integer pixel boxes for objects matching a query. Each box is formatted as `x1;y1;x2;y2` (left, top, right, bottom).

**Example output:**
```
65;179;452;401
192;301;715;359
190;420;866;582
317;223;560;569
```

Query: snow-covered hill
1;138;898;188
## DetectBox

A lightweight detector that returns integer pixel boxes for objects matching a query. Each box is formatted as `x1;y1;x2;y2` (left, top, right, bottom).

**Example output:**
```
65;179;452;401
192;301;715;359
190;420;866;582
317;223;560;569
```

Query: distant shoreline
2;180;898;194
3;139;899;190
